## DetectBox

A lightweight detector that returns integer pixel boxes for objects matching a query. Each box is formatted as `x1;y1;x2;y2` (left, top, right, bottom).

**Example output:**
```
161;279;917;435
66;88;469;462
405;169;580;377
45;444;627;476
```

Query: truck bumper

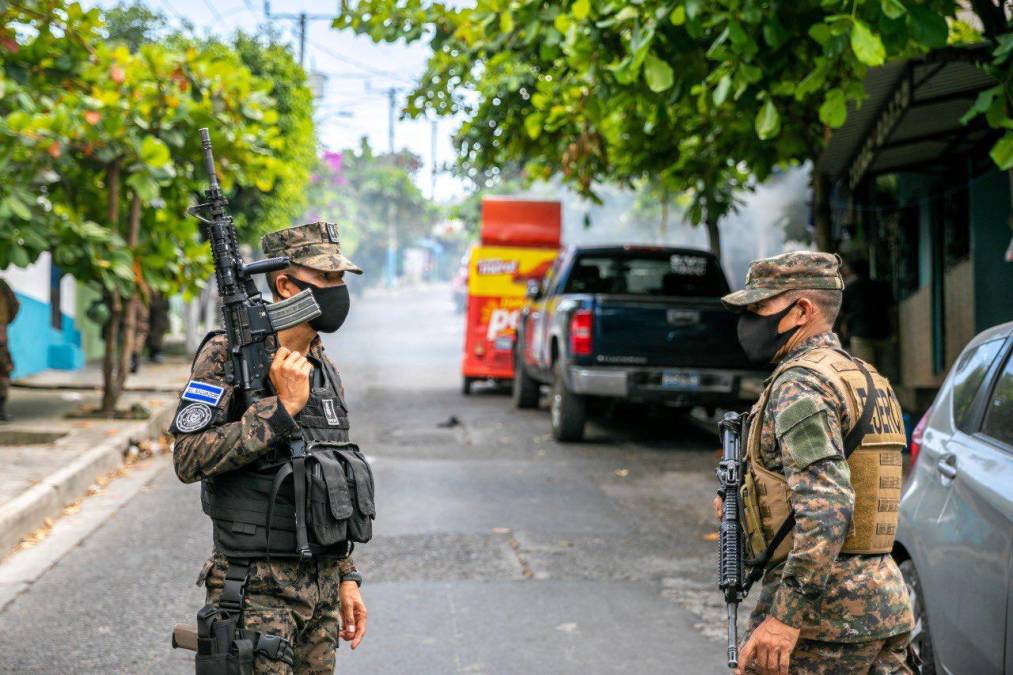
567;366;766;405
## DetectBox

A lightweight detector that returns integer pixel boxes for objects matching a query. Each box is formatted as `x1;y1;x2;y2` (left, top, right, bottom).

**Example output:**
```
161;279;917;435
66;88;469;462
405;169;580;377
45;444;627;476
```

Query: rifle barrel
199;128;219;191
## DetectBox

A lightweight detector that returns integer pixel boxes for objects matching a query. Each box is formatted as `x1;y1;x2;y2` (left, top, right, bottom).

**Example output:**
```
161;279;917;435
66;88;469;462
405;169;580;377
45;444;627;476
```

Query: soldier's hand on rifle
270;347;312;417
713;495;723;521
339;582;368;649
736;616;800;675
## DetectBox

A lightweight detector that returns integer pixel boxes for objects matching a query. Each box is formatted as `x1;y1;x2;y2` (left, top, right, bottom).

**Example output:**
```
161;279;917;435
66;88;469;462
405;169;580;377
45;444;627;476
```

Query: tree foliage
335;0;980;255
303;139;439;281
0;0;314;412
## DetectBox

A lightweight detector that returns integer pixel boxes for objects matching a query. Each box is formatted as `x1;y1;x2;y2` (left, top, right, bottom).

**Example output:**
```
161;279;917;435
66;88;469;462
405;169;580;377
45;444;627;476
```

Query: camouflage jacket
171;333;357;574
749;331;913;643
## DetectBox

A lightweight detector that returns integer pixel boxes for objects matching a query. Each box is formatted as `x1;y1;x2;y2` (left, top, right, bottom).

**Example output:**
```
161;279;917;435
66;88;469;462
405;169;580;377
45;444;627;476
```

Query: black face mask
736;301;800;365
285;277;350;334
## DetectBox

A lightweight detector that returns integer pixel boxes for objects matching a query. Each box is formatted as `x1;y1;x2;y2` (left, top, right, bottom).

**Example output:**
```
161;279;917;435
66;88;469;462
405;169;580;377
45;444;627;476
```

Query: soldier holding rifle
171;131;373;674
714;252;915;675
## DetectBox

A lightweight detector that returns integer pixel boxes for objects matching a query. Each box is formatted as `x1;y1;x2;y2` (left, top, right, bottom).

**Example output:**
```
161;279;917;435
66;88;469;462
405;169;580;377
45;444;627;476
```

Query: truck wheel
512;345;540;409
551;362;586;442
899;559;936;674
462;377;473;395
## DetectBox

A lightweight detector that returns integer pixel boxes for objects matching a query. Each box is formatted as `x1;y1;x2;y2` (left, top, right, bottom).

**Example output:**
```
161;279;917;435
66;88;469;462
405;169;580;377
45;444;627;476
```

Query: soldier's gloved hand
269;347;312;417
339;582;368;649
736;616;800;675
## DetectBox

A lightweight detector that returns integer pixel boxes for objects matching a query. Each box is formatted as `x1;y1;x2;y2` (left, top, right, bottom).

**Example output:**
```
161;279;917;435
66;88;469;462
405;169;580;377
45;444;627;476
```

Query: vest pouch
739;468;768;562
307;443;376;544
307;454;353;546
337;446;375;543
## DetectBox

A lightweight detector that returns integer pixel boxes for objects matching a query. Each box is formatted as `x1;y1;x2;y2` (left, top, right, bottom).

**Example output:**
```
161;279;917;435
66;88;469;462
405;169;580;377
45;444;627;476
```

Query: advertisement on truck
461;199;561;394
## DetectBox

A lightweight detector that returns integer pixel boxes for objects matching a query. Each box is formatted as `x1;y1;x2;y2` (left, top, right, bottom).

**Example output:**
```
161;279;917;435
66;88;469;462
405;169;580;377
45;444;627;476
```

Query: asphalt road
0;284;738;674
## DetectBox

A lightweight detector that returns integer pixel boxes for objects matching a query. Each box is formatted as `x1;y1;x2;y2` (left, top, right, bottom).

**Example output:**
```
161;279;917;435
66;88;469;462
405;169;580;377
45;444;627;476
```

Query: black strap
745;358;878;586
219;559;250;612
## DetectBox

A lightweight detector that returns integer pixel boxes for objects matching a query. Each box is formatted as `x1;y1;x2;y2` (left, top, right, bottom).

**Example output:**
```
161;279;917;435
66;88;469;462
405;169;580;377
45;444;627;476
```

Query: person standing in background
841;257;896;380
146;292;170;364
0;277;20;422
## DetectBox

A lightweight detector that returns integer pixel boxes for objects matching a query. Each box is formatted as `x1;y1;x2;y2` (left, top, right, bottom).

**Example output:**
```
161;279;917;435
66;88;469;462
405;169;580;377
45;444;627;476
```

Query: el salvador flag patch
182;380;225;406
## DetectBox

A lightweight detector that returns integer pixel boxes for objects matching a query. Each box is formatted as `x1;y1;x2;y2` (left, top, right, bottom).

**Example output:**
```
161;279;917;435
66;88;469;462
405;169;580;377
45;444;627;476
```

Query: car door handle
936;455;958;480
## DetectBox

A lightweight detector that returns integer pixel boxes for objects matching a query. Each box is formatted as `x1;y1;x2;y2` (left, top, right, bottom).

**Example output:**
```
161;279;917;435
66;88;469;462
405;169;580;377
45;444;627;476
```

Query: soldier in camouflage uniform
172;223;367;673
717;252;915;675
0;277;19;421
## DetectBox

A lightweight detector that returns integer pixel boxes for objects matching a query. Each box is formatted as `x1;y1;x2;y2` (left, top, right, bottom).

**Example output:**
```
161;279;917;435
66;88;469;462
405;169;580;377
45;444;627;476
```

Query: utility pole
387;87;397;154
430;119;438;200
263;3;334;68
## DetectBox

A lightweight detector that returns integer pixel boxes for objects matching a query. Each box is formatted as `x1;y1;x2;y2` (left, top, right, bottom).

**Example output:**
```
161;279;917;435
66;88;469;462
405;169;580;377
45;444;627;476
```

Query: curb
0;403;175;557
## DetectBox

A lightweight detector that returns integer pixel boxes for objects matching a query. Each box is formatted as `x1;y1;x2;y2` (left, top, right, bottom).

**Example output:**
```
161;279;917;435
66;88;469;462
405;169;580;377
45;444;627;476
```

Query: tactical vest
201;356;376;558
739;347;905;565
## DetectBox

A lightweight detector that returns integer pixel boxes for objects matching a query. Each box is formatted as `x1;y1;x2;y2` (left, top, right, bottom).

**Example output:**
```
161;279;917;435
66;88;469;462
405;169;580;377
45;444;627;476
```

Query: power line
201;0;224;23
305;38;412;82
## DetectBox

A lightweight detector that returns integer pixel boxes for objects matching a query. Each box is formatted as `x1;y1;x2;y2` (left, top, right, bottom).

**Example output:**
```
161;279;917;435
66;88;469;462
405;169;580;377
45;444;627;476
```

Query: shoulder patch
182;380;225;406
773;395;826;438
175;403;214;433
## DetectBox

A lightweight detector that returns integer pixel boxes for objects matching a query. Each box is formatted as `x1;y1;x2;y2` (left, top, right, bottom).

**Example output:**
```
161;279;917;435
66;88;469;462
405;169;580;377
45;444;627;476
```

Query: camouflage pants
743;632;913;674
200;553;343;674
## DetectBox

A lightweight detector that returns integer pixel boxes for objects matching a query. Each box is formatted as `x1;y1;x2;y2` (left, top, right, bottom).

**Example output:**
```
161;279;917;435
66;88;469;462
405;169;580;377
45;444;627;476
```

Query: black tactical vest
201;355;375;558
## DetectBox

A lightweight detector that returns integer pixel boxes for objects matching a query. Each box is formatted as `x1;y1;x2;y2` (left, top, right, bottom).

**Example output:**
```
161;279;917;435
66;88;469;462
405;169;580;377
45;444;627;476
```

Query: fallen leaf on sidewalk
614;468;629;477
16;518;55;551
702;532;720;542
62;499;83;516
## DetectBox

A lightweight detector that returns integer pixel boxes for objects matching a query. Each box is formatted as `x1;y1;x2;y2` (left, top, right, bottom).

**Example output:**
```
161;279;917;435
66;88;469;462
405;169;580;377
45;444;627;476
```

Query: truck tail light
570;309;593;356
909;406;932;467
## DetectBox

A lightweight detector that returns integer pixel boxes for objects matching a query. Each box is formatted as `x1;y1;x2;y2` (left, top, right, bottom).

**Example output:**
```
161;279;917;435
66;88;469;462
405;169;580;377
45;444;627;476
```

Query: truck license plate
662;370;701;390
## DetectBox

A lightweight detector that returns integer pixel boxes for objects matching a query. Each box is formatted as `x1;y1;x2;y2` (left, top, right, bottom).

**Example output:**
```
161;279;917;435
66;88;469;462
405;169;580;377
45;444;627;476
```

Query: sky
88;0;466;201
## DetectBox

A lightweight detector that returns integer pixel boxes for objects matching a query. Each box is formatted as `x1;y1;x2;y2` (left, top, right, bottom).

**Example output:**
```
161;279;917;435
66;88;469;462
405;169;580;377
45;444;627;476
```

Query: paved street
0;285;734;674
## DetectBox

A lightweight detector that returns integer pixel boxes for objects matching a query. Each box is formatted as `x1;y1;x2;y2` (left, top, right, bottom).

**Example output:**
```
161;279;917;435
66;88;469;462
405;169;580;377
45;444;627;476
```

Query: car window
563;252;728;297
951;338;1004;434
981;351;1013;446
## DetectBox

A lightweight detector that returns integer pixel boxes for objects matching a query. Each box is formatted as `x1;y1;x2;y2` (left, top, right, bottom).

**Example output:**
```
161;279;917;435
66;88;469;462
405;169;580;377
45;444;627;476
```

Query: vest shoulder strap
191;329;227;371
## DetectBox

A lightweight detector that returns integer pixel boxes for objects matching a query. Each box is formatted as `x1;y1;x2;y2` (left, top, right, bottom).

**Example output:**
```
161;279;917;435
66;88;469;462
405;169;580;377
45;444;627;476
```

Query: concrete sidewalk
0;356;190;558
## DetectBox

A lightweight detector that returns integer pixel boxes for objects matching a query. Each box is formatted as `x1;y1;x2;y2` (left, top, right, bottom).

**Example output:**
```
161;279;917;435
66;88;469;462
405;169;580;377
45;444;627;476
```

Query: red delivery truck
461;199;561;394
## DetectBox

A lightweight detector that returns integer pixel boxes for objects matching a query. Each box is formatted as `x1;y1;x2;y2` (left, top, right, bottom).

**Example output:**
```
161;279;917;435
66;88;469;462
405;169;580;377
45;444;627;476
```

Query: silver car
894;320;1013;674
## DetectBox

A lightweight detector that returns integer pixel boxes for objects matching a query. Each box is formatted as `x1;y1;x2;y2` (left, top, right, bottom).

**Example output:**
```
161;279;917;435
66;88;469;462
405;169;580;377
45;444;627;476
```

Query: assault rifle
717;411;748;670
188;128;319;558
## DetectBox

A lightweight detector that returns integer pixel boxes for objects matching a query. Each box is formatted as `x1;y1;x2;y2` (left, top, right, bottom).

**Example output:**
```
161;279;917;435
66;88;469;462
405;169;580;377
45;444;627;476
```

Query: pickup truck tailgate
592;295;752;369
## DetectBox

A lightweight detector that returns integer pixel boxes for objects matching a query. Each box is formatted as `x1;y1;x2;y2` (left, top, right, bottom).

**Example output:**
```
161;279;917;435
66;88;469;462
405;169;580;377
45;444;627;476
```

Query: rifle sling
746;357;878;584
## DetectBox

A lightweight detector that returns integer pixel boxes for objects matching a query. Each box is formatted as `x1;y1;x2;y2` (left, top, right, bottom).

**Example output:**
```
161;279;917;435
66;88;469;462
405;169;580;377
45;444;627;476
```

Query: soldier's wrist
340;572;363;587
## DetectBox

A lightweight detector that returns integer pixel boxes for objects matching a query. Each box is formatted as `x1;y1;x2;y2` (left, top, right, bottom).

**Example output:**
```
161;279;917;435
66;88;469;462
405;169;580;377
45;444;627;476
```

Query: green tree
335;0;970;255
1;2;305;414
304;139;439;281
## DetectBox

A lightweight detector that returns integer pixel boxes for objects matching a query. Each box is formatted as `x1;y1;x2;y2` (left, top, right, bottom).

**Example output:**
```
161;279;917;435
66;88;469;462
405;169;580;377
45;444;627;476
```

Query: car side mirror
526;279;542;300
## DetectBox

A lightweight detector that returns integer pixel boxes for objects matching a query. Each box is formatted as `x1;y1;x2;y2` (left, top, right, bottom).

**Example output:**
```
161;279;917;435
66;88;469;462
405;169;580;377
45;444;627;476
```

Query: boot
130;352;140;374
0;396;9;422
148;347;164;364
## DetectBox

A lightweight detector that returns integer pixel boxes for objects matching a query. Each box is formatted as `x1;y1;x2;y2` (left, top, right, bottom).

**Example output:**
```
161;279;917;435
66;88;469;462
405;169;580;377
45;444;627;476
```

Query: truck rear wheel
512;344;540;409
462;377;473;395
551;362;586;442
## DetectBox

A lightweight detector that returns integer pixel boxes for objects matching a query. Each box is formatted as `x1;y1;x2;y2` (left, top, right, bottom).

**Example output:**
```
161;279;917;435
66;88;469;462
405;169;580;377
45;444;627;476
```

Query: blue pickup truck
513;245;768;441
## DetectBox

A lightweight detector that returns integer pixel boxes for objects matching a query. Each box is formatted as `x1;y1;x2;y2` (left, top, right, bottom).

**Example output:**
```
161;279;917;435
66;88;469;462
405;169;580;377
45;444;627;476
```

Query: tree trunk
100;293;122;415
705;212;722;264
812;169;833;252
114;192;143;397
658;197;669;242
99;160;122;416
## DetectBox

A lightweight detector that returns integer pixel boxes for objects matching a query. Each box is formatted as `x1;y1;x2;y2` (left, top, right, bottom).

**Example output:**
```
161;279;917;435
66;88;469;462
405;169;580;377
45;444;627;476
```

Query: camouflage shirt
748;331;913;643
172;333;357;575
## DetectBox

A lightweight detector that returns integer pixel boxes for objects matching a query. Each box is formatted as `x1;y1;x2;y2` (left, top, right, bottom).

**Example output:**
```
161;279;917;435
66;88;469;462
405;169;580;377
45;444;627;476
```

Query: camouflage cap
260;222;363;274
721;251;843;310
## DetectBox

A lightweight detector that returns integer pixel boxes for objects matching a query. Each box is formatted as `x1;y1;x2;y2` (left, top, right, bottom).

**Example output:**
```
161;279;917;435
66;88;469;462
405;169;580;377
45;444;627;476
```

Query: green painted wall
75;284;105;361
969;170;1013;333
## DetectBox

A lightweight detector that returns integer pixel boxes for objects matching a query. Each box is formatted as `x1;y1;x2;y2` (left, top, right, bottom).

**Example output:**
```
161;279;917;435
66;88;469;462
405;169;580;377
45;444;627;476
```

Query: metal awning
818;46;997;189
